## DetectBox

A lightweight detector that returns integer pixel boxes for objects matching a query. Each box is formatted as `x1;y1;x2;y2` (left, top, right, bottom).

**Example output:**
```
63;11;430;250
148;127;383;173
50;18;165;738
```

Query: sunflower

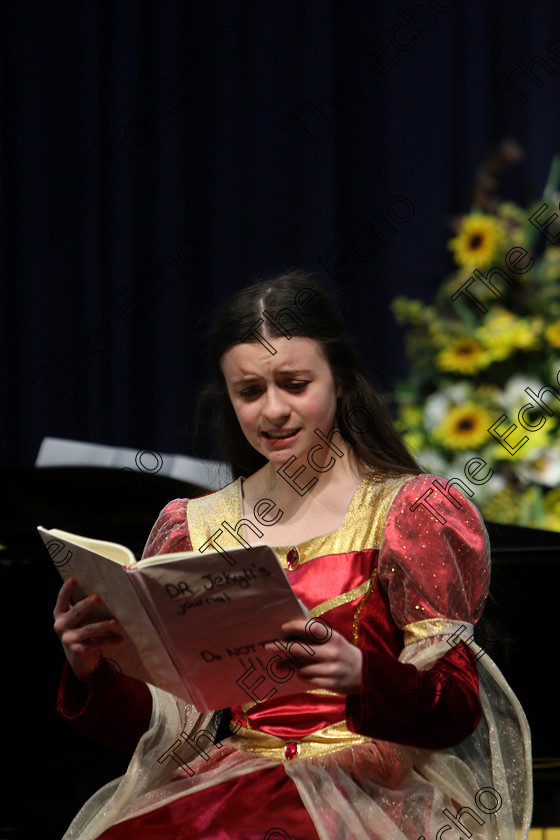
476;314;541;361
433;402;495;451
436;338;491;375
448;213;506;269
545;319;560;349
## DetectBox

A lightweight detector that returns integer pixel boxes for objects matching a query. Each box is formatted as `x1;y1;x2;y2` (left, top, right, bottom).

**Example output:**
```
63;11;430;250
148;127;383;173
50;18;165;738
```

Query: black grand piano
1;467;559;837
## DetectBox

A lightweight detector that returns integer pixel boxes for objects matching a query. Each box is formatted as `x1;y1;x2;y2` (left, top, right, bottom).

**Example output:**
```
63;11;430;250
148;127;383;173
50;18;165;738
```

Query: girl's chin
259;443;305;467
262;443;300;462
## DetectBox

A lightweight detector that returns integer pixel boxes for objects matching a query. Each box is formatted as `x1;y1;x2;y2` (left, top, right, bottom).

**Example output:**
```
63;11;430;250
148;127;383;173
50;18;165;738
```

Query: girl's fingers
54;580;101;623
53;576;78;616
71;594;104;623
296;660;339;677
280;619;309;635
79;634;125;649
267;641;308;657
72;618;120;643
298;675;339;690
62;592;110;629
66;631;124;656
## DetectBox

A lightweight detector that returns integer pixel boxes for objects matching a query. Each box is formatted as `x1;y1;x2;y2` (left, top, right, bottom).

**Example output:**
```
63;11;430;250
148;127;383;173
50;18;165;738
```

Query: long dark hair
194;270;423;480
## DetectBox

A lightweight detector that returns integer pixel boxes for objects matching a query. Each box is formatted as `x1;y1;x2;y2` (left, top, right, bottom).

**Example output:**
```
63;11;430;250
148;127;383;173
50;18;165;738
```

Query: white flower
416;448;448;474
441;451;505;506
516;447;560;487
469;472;506;506
424;393;450;431
447;451;479;476
495;375;543;414
444;383;471;404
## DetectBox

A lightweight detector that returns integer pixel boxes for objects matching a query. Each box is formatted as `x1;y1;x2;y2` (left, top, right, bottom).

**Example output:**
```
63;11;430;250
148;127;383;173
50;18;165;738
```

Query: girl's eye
238;382;308;398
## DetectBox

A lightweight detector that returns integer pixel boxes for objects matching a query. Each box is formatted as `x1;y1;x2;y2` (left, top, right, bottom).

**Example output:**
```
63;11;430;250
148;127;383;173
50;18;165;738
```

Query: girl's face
220;336;342;469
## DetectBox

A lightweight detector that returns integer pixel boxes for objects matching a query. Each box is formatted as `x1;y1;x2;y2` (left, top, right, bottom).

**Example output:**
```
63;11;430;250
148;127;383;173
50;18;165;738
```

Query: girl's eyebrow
232;369;312;385
230;375;261;387
275;368;312;376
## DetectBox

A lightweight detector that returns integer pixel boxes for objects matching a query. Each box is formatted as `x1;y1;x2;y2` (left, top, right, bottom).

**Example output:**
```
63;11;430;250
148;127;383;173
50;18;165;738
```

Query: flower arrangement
391;145;560;532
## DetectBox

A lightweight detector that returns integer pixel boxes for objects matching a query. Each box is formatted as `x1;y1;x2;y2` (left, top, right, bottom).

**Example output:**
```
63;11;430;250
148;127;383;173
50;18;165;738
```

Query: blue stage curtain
2;0;560;466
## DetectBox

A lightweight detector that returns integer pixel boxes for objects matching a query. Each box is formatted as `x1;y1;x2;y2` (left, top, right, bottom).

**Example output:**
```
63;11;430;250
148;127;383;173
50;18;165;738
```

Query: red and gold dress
57;471;532;840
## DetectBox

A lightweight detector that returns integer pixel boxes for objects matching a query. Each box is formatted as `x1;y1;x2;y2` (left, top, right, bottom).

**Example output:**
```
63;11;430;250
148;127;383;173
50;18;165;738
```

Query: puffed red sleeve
346;473;490;749
56;498;193;752
140;497;193;557
56;659;153;753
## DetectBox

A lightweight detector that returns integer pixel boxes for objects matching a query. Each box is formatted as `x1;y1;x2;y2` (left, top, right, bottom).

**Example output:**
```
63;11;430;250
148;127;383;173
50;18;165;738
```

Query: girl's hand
53;577;123;679
264;618;363;695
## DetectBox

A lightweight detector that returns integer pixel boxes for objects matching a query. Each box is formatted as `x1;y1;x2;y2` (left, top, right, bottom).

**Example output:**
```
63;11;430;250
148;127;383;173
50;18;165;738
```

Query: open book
39;526;312;711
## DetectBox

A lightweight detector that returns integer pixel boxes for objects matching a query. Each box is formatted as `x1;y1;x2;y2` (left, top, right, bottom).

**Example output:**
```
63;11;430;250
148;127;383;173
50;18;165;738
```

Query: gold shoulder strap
186;479;243;553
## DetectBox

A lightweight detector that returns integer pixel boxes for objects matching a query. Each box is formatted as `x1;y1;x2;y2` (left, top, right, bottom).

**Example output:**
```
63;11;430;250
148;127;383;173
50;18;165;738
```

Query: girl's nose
262;388;291;422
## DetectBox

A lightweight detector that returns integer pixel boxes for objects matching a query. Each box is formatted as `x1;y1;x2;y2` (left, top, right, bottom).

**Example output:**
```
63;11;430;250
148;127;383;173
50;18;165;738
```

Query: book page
131;543;313;711
44;527;137;566
137;548;201;567
38;526;188;698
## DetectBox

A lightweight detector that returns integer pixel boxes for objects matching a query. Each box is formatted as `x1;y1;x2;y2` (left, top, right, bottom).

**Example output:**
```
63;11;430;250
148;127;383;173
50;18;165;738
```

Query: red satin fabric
56;474;490;838
232;548;386;738
97;764;320;840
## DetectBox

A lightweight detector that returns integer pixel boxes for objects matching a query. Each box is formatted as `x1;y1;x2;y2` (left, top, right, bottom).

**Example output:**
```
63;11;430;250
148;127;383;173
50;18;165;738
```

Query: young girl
54;272;532;839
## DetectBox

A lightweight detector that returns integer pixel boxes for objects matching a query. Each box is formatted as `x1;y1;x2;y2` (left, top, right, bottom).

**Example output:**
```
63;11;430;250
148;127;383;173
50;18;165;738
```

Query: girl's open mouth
262;429;301;446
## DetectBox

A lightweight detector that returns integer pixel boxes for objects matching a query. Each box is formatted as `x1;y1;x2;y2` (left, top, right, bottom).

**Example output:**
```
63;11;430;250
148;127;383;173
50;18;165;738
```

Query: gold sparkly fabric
185;469;409;563
228;718;372;761
352;571;377;645
186;482;242;556
402;617;464;645
308;578;372;619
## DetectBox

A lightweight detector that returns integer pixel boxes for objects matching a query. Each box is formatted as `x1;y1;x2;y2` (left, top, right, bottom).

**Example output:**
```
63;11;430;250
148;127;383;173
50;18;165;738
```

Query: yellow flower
480;486;522;525
488;416;554;462
544;487;560;516
448;214;506;269
436;338;491;375
476;315;540;361
484;308;516;327
545;319;560;349
391;297;430;325
496;202;527;227
398;405;424;428
403;431;424;454
542;512;560;533
433;403;495;451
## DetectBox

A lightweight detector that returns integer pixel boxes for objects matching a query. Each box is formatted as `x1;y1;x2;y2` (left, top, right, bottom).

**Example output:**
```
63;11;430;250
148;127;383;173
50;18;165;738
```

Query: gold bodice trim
228;718;372;761
186;469;414;561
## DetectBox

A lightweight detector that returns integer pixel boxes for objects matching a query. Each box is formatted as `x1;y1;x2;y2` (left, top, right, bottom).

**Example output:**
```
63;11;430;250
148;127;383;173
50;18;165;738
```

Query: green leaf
451;295;480;330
